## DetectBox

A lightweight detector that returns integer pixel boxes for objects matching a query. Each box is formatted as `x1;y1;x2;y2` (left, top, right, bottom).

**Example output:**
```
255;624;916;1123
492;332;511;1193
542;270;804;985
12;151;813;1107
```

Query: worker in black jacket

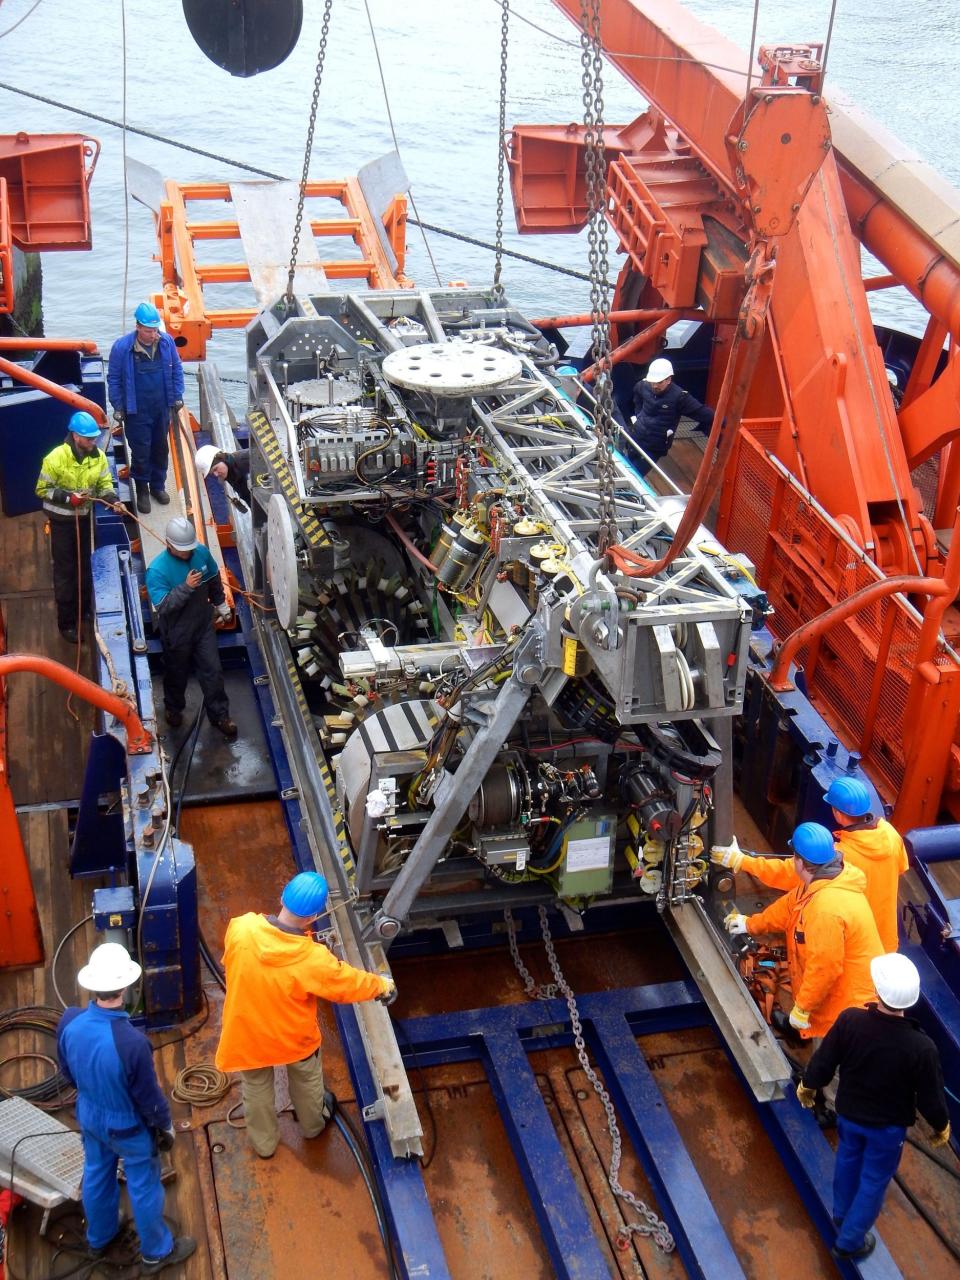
799;952;951;1261
629;357;713;476
195;444;250;508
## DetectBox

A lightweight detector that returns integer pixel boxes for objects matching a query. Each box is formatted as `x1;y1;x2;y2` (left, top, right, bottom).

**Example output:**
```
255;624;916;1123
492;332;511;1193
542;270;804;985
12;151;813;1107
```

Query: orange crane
507;0;960;829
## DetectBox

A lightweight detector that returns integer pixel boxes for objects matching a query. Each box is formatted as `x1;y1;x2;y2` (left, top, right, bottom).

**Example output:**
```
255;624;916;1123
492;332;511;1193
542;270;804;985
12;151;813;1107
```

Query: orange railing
720;430;960;827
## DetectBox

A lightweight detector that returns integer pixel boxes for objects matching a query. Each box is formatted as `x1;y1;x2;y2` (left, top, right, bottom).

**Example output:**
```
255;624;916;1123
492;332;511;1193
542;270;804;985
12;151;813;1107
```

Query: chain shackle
285;0;334;308
492;0;511;302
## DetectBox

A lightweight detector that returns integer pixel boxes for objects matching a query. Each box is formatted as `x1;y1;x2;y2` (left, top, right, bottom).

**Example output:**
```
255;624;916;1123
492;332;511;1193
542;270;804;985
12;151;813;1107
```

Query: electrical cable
332;1109;401;1280
51;914;94;1010
892;1168;960;1262
0;1007;76;1109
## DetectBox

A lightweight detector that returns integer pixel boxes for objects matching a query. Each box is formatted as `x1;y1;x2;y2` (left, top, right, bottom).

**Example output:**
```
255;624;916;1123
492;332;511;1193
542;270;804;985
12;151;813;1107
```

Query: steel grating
0;1097;83;1199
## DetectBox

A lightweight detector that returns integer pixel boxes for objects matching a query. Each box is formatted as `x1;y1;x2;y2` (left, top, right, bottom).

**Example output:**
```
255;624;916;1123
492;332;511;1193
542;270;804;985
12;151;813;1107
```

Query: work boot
214;717;238;740
165;707;183;728
832;1231;876;1262
150;487;171;505
140;1236;197;1275
136;483;151;515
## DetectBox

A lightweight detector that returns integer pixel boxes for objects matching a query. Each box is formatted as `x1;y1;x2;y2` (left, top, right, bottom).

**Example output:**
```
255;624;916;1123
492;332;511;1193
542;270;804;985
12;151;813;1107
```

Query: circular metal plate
267;493;299;630
382;340;522;396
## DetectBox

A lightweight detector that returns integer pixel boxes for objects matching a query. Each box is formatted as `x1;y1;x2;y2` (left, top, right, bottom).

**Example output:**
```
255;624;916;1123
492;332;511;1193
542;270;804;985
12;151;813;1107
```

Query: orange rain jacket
215;913;389;1072
834;819;908;953
745;864;883;1039
739;817;908;954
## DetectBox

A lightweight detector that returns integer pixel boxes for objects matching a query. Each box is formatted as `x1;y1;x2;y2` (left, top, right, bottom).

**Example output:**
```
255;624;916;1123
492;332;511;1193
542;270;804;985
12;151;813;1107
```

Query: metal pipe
530;307;700;329
767;575;949;691
0;337;99;353
579;312;678;383
0;653;152;753
0;356;106;422
118;550;148;654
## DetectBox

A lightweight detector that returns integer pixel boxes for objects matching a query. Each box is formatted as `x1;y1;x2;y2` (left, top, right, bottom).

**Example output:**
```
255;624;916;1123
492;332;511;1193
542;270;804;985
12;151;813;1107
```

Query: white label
565;836;610;873
516;845;528;872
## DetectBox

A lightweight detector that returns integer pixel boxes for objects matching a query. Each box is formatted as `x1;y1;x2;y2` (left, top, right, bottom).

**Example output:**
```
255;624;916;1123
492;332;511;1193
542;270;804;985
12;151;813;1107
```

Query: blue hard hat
824;776;871;817
68;410;101;438
134;301;161;328
281;872;329;918
789;822;838;865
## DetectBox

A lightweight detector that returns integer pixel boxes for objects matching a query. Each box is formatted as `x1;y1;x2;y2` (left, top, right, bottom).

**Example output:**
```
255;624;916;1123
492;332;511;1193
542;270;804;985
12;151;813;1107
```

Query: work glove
788;1004;811;1033
711;836;745;872
376;976;397;1005
930;1123;951;1148
216;602;232;622
723;910;749;936
795;1083;817;1109
171;400;184;412
113;410;124;424
67;492;88;508
155;1126;176;1152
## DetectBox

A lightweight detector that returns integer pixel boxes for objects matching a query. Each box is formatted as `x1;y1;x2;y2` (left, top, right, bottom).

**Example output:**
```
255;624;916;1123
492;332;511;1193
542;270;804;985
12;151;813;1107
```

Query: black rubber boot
136;483;151;514
151;488;171;505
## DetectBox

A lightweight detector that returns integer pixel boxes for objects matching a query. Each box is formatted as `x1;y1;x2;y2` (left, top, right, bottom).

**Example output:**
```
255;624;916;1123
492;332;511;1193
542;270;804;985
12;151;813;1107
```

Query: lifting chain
504;907;676;1253
578;0;618;555
285;0;334;308
492;0;510;301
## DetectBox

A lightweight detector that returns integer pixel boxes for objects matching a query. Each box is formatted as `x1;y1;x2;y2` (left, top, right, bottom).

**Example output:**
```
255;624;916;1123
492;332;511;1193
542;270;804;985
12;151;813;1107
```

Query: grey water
2;0;958;393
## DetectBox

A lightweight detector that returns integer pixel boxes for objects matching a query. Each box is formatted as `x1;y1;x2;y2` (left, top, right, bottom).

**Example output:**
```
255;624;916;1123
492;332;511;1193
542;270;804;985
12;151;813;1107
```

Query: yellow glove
376;976;397;1005
711;836;745;872
724;910;749;936
930;1123;951;1148
788;1004;811;1032
795;1083;816;1109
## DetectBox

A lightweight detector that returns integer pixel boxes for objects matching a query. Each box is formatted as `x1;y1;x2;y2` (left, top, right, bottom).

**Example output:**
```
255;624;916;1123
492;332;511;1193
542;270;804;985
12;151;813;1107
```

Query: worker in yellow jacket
215;872;394;1159
713;778;907;952
723;823;883;1039
35;411;119;644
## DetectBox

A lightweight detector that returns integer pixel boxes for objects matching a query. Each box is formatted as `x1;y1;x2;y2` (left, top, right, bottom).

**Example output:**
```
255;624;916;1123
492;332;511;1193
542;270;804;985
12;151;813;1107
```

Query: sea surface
2;0;958;393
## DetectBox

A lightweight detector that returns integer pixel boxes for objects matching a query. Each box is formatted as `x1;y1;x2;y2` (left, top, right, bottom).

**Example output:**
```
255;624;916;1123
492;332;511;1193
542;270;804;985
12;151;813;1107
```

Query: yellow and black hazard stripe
248;409;332;552
284;652;356;884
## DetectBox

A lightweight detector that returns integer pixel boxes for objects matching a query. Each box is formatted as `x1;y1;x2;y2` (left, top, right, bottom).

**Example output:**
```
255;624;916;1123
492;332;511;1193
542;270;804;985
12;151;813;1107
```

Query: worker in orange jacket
712;779;908;952
723;823;883;1039
215;872;394;1159
825;777;908;952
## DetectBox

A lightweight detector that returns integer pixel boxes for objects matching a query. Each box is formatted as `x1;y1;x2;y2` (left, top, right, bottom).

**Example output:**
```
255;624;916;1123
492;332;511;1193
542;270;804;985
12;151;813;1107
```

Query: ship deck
3;492;960;1278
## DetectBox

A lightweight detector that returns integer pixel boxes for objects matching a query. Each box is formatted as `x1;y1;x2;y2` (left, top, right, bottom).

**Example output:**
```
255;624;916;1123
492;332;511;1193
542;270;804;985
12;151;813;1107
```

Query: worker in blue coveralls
108;302;184;516
56;943;196;1274
629;357;714;476
145;515;237;738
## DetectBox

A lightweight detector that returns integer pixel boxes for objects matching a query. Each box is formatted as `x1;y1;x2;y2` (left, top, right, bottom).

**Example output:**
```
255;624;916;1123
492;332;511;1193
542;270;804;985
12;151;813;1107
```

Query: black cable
332;1110;401;1280
905;1132;960;1182
0;1007;76;1109
893;1169;960;1262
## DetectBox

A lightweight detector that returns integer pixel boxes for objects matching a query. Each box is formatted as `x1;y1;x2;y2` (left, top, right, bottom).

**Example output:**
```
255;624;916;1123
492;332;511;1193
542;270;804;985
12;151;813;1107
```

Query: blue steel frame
352;980;906;1280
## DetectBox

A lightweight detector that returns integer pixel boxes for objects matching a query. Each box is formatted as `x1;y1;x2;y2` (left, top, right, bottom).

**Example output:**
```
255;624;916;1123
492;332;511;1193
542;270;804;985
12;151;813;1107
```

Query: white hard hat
645;357;674;383
77;942;142;993
165;516;198;552
870;952;920;1009
195;444;220;478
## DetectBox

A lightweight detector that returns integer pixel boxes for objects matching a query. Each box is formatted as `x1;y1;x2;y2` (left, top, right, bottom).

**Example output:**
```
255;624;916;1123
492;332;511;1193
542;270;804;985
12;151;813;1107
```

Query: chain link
285;0;334;308
578;0;618;554
492;0;510;302
505;906;676;1253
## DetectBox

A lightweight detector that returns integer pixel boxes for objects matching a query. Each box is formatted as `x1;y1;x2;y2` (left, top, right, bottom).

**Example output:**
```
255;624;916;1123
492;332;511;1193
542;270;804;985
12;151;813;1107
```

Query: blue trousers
81;1123;173;1261
833;1115;905;1252
125;411;169;489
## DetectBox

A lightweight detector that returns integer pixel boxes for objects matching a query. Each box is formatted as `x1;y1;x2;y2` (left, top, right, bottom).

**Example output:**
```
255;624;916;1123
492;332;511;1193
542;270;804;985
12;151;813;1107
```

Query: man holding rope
35;410;119;644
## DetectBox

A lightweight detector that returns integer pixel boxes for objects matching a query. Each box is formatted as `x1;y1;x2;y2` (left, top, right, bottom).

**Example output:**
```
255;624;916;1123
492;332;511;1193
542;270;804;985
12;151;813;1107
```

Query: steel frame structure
508;0;960;827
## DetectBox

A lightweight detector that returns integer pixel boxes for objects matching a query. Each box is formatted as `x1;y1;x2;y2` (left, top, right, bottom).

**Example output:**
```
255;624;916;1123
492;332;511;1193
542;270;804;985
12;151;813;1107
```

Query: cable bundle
0;1006;76;1111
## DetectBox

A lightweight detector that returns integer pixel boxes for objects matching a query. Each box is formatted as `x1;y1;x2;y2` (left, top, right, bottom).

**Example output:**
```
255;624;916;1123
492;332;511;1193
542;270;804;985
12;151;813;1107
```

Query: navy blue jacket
108;331;185;418
57;1003;171;1136
631;380;713;446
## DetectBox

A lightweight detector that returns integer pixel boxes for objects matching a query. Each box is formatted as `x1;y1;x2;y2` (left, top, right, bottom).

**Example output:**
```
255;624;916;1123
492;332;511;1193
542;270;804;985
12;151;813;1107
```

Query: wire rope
0;0;44;40
362;0;442;287
120;0;130;331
